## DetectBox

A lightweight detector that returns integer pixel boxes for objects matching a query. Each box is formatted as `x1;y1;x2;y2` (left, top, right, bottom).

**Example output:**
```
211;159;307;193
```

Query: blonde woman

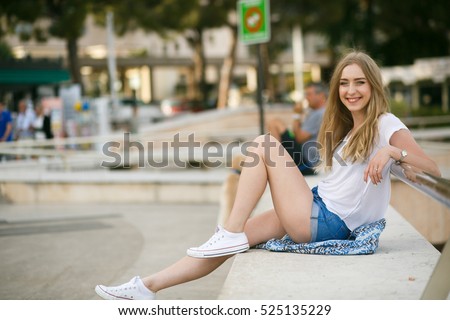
95;51;440;300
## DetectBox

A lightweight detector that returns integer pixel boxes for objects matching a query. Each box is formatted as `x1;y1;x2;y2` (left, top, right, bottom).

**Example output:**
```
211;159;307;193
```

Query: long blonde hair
317;50;390;170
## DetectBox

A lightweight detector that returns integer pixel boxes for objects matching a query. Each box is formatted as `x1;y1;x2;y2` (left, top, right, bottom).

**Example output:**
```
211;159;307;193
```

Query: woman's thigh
256;135;313;242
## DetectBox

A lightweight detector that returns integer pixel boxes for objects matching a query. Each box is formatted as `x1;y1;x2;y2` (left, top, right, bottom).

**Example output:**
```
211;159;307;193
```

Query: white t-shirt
317;113;408;230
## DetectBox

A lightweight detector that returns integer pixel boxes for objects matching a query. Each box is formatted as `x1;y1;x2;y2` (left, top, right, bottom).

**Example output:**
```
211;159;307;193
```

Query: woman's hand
364;146;394;185
402;165;419;183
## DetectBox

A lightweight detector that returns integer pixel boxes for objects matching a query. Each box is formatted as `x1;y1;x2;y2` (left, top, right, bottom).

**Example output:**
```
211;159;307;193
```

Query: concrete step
0;168;228;204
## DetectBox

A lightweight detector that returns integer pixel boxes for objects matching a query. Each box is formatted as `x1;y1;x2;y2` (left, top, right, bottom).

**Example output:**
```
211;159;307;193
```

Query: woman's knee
242;135;284;167
242;135;266;158
252;134;280;150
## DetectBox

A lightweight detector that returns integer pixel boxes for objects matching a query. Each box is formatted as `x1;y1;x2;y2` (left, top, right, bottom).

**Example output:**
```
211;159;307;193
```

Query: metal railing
390;164;450;299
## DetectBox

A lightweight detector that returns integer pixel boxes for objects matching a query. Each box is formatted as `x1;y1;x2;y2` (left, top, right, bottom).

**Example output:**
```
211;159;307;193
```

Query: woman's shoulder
378;112;399;120
378;112;405;127
377;112;409;142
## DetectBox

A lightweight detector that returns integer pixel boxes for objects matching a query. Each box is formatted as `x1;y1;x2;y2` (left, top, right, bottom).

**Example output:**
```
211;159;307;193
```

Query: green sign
238;0;271;45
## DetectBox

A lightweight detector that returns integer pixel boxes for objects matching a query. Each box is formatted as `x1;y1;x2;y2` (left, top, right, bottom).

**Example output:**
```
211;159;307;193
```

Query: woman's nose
347;83;356;94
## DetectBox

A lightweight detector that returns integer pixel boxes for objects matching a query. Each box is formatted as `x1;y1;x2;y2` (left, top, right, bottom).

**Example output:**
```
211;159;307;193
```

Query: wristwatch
395;149;407;165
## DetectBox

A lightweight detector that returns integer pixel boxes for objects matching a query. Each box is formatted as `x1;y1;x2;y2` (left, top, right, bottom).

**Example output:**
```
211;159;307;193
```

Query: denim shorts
310;186;351;243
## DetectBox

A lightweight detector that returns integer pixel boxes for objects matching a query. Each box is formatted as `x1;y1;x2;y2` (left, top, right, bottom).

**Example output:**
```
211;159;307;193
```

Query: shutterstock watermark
100;132;345;169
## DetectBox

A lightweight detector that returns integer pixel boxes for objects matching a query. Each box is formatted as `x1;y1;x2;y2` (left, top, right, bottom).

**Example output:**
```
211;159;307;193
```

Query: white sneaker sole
187;242;249;258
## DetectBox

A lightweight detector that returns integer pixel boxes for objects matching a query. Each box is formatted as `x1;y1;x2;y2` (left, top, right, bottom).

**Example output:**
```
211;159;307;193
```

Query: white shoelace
199;228;225;248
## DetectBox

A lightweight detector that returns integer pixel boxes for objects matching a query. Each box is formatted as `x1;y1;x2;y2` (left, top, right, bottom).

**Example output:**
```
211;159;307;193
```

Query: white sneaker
95;276;156;300
187;226;249;258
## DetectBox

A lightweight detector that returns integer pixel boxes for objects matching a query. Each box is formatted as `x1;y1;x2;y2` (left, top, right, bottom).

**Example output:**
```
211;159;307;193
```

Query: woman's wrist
389;146;406;163
387;146;398;160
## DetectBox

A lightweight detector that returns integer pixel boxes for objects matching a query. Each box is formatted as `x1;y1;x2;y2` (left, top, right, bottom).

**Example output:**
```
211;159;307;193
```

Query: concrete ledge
0;169;227;204
218;176;441;299
219;207;440;299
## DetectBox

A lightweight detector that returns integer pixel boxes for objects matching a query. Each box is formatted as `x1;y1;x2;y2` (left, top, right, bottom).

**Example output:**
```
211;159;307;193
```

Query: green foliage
390;99;449;124
375;0;450;65
92;0;234;36
389;100;411;117
268;0;450;66
0;41;13;60
0;0;44;39
2;0;449;98
3;0;448;67
128;48;148;58
45;0;89;40
411;106;449;117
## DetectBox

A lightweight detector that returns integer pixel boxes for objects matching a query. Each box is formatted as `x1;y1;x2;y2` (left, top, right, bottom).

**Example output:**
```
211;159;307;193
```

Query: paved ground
0;202;233;300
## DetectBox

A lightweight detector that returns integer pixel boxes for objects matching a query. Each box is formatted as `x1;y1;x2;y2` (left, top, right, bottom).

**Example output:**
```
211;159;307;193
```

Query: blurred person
15;99;36;141
0;101;14;161
95;50;440;300
267;82;328;175
129;103;139;134
32;102;54;140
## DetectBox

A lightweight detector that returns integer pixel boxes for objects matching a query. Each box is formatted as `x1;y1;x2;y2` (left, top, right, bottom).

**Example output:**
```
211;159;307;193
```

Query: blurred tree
45;0;90;87
91;0;169;36
97;0;236;108
0;0;91;87
172;0;235;106
375;0;450;65
0;1;45;41
268;0;375;71
216;20;237;109
214;2;239;109
0;41;13;60
91;0;169;100
3;0;448;99
273;0;450;66
262;0;323;99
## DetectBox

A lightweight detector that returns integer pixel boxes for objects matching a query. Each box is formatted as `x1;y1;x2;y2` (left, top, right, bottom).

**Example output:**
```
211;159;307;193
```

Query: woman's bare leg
142;208;284;292
142;134;313;293
226;134;313;243
142;256;228;292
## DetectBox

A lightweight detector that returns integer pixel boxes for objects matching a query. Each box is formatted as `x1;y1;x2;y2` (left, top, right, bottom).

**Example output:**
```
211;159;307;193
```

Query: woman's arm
364;128;441;184
389;129;441;177
292;119;312;143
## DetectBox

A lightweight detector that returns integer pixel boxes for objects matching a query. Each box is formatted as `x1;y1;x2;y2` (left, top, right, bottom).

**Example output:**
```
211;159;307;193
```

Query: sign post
238;0;271;135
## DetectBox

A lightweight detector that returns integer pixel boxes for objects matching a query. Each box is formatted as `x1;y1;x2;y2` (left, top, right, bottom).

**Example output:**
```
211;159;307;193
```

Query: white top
318;113;408;230
16;109;36;138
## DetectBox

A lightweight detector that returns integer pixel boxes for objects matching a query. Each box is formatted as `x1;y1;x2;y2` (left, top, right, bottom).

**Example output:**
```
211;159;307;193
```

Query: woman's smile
339;63;372;117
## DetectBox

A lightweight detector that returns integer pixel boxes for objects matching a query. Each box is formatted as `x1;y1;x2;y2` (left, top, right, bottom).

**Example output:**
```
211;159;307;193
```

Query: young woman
95;50;440;300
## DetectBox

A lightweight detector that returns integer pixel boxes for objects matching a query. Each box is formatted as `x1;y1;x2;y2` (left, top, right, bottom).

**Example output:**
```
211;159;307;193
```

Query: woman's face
339;63;371;117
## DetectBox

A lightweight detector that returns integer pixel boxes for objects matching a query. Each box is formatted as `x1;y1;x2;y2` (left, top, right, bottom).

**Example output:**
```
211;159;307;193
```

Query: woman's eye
340;82;348;86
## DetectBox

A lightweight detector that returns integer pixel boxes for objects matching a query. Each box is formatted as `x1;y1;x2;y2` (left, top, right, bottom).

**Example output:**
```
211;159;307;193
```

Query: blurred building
4;15;449;113
3;15;330;107
382;57;450;114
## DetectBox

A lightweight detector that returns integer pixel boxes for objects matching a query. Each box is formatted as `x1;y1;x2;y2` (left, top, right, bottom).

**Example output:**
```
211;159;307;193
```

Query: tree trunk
192;29;206;104
66;37;82;90
217;26;238;109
